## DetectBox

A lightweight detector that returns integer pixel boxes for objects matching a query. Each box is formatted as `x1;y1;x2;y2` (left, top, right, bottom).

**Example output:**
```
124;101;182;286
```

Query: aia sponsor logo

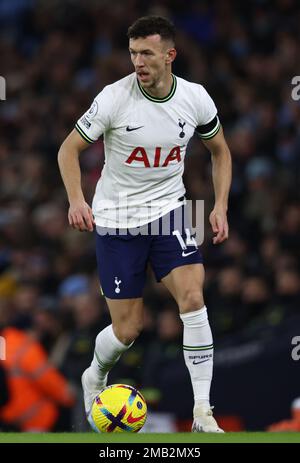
126;146;181;167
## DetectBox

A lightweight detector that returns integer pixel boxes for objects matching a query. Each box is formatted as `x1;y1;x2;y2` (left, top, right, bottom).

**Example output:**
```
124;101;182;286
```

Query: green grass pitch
0;432;299;443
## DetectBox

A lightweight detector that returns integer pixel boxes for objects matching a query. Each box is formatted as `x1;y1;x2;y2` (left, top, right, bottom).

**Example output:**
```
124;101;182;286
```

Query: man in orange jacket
266;398;300;432
0;326;76;432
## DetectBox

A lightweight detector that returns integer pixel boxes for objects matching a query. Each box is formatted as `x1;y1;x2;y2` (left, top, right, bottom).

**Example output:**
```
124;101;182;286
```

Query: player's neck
145;73;174;99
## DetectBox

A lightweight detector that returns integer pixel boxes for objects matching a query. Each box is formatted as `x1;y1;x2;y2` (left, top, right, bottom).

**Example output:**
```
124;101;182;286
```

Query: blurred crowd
0;0;300;431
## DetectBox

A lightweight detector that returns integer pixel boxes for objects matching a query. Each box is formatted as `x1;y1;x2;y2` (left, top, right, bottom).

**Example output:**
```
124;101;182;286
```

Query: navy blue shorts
95;205;203;299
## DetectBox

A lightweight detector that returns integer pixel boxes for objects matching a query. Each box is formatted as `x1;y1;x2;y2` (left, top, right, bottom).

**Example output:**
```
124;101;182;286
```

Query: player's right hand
68;199;95;232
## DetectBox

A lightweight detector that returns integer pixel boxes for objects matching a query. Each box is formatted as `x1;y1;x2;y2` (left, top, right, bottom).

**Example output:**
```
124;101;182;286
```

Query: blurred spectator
59;292;110;430
62;292;110;385
30;295;73;368
0;307;76;431
241;276;271;321
205;266;243;336
274;269;300;315
267;397;300;432
11;282;40;329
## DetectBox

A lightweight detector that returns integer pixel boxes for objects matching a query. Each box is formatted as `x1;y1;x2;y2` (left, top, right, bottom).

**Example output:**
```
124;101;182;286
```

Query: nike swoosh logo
182;250;197;257
192;359;209;365
126;126;144;132
127;411;146;423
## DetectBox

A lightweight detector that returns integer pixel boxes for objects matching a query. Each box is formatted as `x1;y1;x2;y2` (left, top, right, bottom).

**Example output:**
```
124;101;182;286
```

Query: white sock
89;324;133;385
180;306;213;409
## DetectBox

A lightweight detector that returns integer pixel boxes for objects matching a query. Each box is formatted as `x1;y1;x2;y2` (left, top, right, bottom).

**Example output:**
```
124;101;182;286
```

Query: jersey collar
137;74;177;103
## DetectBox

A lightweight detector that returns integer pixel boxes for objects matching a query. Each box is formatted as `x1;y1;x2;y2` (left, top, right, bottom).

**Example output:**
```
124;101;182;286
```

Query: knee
113;318;143;345
178;288;204;314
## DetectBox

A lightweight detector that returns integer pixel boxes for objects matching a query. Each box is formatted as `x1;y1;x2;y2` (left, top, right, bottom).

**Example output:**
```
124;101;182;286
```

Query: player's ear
166;48;177;64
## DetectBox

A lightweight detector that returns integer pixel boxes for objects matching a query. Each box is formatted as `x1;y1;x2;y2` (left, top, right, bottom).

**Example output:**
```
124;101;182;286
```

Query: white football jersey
76;73;220;228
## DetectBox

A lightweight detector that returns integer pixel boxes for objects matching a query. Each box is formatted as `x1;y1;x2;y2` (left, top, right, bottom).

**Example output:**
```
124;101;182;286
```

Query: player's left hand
209;207;229;244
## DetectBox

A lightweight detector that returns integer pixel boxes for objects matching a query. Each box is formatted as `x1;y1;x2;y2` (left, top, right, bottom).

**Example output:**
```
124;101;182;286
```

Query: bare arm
202;126;232;244
57;129;95;232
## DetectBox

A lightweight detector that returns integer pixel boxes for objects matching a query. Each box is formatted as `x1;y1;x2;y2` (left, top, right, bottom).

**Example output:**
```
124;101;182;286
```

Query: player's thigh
105;297;144;342
161;263;205;313
95;230;149;299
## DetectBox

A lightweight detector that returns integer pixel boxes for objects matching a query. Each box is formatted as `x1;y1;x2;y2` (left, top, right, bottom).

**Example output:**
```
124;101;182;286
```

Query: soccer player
58;16;232;432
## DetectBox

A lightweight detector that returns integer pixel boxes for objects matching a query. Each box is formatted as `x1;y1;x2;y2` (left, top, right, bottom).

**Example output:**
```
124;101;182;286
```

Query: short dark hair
127;16;175;44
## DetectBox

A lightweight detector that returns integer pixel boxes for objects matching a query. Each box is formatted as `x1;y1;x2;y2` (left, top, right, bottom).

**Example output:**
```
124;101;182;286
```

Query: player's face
129;35;175;89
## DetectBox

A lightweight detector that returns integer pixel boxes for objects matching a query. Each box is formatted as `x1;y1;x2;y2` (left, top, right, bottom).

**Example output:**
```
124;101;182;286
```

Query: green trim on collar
137;74;177;103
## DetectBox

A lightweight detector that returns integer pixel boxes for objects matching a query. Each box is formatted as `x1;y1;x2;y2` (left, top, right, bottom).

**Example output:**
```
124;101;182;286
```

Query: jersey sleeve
75;86;113;143
195;86;221;140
